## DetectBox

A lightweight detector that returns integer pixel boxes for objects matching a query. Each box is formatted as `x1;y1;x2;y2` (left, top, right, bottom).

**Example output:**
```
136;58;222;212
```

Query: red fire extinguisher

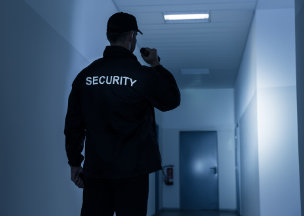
162;165;174;185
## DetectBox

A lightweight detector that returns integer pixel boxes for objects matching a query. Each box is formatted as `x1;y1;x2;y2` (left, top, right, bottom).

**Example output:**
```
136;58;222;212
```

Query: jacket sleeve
140;65;181;112
64;75;85;167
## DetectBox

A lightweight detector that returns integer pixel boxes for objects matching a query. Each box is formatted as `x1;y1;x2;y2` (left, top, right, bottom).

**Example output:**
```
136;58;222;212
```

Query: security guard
64;12;180;216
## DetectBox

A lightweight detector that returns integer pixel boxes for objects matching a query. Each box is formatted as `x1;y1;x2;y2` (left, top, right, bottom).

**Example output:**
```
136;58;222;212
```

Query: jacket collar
103;46;138;61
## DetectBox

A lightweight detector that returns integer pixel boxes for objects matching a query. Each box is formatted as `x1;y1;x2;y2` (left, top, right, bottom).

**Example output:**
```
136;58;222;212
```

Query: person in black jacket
64;12;180;216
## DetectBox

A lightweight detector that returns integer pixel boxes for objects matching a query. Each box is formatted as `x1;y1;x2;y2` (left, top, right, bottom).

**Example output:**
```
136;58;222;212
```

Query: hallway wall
234;15;260;216
0;1;91;215
158;89;236;211
255;7;300;216
0;1;156;215
235;0;301;215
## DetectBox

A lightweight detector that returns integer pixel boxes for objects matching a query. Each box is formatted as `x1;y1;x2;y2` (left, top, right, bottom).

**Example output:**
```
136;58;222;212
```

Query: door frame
235;123;242;215
179;130;220;210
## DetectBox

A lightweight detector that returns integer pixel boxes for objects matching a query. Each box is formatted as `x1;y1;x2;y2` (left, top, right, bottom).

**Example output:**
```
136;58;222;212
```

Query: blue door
180;131;219;210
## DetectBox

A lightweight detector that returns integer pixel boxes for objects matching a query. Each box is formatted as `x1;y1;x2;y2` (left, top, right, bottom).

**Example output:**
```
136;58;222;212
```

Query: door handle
210;167;217;174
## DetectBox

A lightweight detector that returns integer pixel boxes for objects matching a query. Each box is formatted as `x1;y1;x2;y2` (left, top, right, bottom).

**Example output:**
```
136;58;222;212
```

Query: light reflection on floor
155;210;239;216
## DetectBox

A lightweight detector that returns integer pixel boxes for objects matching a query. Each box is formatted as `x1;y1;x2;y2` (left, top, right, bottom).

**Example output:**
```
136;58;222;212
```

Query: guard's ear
126;31;134;42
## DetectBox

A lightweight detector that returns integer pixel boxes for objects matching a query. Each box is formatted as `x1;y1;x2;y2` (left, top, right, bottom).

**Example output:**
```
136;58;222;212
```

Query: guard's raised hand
141;47;160;67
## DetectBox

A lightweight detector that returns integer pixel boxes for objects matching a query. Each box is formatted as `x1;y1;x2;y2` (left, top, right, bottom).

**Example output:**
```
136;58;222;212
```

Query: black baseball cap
107;12;143;35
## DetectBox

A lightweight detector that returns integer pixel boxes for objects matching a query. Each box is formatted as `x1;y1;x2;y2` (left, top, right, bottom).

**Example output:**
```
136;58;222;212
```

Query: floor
155;210;239;216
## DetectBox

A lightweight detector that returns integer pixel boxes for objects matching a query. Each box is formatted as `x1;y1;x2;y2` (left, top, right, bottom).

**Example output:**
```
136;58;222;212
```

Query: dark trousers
81;174;149;216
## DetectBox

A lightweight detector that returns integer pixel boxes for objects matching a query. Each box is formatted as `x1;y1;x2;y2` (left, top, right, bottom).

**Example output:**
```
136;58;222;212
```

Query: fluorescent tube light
163;12;210;23
164;13;209;21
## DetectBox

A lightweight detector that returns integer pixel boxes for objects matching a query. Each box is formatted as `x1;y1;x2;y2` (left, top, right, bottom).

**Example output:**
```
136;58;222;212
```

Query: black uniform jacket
64;46;180;179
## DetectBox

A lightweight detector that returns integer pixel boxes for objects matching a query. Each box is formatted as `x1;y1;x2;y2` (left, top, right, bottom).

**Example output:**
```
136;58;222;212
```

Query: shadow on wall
0;1;89;215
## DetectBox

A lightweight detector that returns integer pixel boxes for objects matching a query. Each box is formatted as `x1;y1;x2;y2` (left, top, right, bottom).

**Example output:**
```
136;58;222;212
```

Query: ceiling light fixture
164;12;210;23
181;68;210;75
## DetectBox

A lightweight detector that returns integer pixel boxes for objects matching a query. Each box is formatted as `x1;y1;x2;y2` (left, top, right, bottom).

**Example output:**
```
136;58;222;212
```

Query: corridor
1;0;304;216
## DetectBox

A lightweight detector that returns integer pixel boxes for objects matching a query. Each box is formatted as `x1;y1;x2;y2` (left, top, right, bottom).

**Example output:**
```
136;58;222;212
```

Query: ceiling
113;0;257;89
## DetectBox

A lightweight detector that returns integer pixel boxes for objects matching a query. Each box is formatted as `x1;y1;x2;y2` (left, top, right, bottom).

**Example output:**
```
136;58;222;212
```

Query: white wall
24;0;118;64
234;14;260;216
235;0;302;215
158;89;236;210
0;1;91;215
255;7;301;216
0;0;156;215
